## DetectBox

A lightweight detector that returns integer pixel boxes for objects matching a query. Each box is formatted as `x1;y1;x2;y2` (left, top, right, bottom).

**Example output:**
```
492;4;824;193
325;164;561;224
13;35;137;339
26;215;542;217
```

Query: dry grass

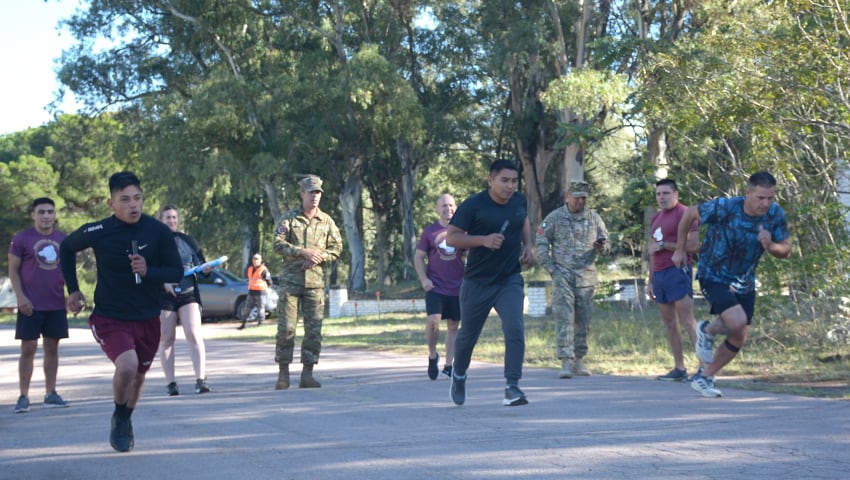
6;293;849;399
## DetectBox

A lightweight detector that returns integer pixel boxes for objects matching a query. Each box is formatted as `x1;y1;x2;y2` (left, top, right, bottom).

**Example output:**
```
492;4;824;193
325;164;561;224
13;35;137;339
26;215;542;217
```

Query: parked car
197;269;278;321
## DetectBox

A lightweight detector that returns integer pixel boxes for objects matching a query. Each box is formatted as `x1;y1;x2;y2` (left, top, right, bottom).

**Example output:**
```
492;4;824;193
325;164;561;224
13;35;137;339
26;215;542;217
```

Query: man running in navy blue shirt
60;171;182;452
447;160;534;406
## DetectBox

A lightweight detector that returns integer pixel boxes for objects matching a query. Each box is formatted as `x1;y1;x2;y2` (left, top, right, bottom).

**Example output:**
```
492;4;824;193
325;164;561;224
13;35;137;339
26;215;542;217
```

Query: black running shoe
428;353;440;380
166;382;179;396
195;378;210;394
503;385;528;406
110;412;134;452
656;368;688;382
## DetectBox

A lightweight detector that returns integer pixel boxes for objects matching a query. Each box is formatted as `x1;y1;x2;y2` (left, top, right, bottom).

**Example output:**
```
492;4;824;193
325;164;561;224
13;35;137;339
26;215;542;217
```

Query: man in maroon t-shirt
414;194;465;380
8;197;70;413
648;179;701;382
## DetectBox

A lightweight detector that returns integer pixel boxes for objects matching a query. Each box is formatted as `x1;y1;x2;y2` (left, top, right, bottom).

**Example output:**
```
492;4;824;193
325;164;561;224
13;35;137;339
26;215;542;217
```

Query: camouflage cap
568;180;590;197
299;175;324;192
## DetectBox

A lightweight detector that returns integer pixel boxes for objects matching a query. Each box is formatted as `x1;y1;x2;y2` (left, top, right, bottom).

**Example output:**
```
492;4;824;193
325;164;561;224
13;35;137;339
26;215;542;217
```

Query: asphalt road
2;324;849;480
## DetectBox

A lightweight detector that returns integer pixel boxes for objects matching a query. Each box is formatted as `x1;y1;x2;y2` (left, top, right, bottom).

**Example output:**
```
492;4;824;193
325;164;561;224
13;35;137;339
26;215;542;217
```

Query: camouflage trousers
275;284;324;365
551;274;595;360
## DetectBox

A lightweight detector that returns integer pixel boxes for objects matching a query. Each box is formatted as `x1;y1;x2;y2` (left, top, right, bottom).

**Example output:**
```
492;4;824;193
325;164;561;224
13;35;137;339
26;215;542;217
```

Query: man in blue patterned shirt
672;171;791;398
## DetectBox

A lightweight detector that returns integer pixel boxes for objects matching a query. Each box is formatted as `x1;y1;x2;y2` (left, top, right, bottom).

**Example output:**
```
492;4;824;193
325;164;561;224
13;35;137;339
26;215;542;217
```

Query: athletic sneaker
442;365;452;379
110;412;134;452
450;372;466;405
502;385;528;406
687;367;705;383
690;374;722;398
14;395;30;413
43;391;69;408
696;321;716;363
428;353;439;380
195;378;211;394
656;368;688;382
166;382;179;396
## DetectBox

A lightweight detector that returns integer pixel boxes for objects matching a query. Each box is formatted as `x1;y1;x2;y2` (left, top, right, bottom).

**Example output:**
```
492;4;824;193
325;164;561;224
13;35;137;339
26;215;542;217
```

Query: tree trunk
373;208;390;287
563;143;584;186
261;177;285;225
240;220;254;278
397;139;418;281
340;166;366;291
517;134;557;232
560;0;594;189
645;125;668;279
648;126;668;179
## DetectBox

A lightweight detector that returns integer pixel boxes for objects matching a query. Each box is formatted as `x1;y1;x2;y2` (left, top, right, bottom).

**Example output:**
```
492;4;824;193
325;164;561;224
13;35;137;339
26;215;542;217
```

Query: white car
196;269;278;321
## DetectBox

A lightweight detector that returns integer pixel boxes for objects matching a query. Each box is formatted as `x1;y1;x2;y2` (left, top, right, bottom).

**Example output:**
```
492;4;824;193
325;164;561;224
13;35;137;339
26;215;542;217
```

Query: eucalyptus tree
57;1;436;290
459;1;640;229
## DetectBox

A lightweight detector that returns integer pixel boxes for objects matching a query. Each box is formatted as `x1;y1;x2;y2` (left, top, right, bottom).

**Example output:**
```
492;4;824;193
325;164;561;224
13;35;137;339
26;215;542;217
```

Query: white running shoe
691;374;722;398
696;321;716;363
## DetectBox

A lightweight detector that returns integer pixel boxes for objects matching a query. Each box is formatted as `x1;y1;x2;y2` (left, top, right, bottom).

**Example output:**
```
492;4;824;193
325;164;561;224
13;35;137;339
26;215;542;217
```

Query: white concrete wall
329;288;535;318
0;277;15;310
327;281;638;319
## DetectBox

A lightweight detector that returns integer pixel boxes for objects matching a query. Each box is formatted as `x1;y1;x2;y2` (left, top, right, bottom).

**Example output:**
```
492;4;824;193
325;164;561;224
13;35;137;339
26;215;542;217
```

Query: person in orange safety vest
238;253;272;329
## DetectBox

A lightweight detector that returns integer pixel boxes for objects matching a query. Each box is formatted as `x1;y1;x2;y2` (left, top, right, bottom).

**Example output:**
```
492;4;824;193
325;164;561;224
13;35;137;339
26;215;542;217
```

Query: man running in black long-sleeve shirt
60;171;182;452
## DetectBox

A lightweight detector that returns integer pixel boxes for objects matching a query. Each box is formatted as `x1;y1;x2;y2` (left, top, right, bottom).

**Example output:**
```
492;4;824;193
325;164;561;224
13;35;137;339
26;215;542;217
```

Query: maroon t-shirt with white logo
9;227;67;310
416;222;465;296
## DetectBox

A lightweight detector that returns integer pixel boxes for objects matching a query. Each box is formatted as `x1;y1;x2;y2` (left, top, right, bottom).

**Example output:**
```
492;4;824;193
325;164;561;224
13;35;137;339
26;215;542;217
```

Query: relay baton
184;256;228;277
131;240;142;284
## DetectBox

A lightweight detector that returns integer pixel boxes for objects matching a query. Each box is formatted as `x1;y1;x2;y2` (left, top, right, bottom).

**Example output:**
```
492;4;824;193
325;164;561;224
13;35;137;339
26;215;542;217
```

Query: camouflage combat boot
558;359;573;379
275;364;290;390
573;358;591;376
299;364;321;388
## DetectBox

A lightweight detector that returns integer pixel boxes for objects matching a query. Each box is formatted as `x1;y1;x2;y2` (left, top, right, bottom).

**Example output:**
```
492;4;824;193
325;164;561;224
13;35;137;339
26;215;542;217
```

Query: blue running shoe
14;395;29;413
43;391;69;408
450;372;466;405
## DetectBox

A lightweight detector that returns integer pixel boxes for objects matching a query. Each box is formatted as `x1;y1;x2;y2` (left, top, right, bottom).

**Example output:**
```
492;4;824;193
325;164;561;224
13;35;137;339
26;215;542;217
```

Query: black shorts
699;279;756;325
15;309;69;341
424;291;461;321
160;290;200;312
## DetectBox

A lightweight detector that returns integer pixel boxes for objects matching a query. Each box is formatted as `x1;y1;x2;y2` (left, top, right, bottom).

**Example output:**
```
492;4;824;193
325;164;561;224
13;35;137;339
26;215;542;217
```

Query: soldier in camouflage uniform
273;175;343;389
535;181;608;379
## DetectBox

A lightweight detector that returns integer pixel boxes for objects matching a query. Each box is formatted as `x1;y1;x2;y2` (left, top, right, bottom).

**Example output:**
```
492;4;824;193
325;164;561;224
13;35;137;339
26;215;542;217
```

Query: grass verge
4;297;849;399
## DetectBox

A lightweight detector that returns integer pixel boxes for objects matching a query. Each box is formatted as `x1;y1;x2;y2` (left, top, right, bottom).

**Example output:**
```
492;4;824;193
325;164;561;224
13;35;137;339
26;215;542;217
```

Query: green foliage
0;155;62;272
541;69;631;122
